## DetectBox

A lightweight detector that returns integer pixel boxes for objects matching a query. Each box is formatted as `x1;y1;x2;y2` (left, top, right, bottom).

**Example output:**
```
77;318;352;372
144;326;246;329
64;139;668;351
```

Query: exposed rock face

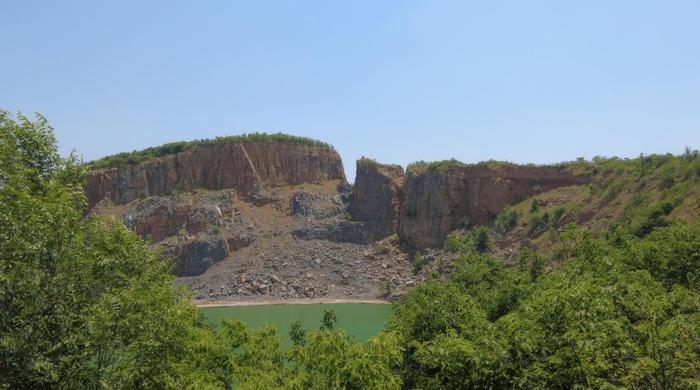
107;190;255;277
289;191;345;219
292;160;404;245
165;237;230;277
85;141;345;208
347;159;405;240
400;165;590;248
122;197;191;242
86;136;595;284
85;140;346;278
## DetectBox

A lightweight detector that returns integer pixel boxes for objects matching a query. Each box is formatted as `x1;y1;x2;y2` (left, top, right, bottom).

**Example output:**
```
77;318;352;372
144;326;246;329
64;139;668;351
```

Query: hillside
84;133;700;304
414;151;700;276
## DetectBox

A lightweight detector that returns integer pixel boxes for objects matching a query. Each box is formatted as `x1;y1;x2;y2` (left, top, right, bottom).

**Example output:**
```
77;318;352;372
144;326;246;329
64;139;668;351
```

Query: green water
200;303;393;348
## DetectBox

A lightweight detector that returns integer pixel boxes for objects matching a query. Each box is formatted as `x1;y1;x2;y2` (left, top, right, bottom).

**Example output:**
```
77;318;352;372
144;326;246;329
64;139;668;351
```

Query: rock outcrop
347;159;405;240
85;136;595;283
112;190;255;276
86;141;345;208
165;237;230;277
292;159;405;245
86;140;345;277
122;197;191;242
399;164;590;248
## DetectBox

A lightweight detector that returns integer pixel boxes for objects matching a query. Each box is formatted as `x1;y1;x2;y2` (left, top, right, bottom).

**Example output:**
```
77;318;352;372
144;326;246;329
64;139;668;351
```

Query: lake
200;303;393;348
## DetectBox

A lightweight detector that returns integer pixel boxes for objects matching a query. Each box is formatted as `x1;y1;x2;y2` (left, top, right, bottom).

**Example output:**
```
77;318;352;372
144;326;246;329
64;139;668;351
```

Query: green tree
289;320;306;346
321;309;338;331
0;112;223;389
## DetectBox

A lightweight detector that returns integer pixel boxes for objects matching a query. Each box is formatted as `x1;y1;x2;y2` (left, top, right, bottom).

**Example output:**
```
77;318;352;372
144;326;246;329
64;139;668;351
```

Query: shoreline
194;297;392;308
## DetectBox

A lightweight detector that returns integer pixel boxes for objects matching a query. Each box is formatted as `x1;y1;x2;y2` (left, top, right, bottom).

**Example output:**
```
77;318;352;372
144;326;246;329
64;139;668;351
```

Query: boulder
164;237;229;276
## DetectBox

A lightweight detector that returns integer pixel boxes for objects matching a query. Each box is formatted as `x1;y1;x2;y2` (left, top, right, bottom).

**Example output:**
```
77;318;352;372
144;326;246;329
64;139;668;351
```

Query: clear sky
2;1;699;181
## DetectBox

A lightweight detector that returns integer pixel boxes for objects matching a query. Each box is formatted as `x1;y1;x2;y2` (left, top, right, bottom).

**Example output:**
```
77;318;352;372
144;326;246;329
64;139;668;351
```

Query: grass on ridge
89;132;334;169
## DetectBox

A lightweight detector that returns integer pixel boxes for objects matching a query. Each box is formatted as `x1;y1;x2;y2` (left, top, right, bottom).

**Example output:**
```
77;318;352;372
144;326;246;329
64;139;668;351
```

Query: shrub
495;210;518;233
518;247;547;281
553;207;566;225
659;167;676;189
412;253;426;275
631;201;674;237
444;231;467;252
528;214;545;235
444;227;491;253
407;159;464;173
320;309;338;330
472;226;491;253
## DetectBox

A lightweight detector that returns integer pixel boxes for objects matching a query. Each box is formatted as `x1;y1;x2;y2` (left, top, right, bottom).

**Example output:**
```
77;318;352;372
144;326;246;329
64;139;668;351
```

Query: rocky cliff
86;141;345;208
86;140;347;278
399;164;590;248
347;159;404;240
84;136;596;300
292;159;405;244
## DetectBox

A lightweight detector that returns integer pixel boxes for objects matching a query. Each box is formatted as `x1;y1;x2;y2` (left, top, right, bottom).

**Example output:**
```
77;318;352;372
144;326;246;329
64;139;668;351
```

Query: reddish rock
122;197;190;242
399;164;589;248
348;159;405;240
86;141;345;208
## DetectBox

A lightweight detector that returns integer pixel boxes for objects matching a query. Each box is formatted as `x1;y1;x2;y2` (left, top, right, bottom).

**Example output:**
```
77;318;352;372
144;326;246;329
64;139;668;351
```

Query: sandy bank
194;297;391;308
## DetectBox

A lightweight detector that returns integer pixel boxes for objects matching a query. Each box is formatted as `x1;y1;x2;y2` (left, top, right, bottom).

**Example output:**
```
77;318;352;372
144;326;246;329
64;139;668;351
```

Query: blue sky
2;1;699;181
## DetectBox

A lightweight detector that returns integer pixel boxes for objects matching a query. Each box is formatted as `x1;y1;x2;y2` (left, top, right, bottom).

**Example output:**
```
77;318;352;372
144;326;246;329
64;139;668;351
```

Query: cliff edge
399;163;590;248
86;141;345;208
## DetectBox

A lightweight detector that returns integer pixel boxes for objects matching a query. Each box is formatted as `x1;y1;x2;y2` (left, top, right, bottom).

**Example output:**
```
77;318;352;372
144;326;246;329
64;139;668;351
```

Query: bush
412;252;425;274
518;246;547;281
553;207;566;224
444;231;467;252
528;214;545;235
444;227;491;253
631;201;674;237
407;158;464;172
472;226;491;253
495;209;518;233
392;222;700;389
659;166;676;189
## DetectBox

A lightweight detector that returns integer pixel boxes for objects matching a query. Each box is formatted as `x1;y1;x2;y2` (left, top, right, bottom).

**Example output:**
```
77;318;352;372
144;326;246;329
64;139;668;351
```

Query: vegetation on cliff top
407;158;529;173
463;149;700;262
89;132;334;169
407;158;466;172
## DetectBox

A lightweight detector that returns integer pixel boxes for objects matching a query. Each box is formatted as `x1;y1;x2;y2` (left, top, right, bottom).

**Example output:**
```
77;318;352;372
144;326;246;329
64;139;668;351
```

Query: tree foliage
2;112;698;388
0;112;408;389
0;111;226;388
390;221;700;389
